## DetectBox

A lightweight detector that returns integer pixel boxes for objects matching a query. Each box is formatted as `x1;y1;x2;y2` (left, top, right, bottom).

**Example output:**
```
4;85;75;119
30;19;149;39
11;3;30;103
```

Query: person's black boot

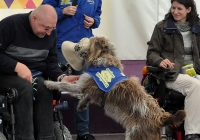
184;134;200;140
76;134;96;140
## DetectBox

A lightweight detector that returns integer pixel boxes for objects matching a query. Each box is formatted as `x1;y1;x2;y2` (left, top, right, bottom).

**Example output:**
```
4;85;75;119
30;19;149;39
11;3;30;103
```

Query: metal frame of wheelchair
142;66;185;140
0;88;17;139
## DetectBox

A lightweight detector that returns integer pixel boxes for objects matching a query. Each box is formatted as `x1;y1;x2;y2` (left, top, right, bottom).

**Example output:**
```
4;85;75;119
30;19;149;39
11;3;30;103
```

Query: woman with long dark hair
147;0;200;139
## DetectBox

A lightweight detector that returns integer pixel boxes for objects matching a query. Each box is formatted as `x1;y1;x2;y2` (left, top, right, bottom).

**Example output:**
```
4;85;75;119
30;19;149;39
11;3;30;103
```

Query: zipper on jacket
172;34;176;64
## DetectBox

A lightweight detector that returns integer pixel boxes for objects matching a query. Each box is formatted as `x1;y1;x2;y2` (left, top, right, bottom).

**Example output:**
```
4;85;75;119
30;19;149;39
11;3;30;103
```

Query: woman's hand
159;59;175;69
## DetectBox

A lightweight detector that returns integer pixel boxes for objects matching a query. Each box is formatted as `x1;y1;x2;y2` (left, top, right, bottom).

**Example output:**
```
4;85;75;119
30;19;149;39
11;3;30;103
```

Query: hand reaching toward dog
62;75;79;83
44;75;79;91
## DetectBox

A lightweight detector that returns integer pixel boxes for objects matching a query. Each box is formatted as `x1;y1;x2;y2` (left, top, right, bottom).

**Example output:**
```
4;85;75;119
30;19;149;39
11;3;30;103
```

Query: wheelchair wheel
54;122;73;140
0;132;6;140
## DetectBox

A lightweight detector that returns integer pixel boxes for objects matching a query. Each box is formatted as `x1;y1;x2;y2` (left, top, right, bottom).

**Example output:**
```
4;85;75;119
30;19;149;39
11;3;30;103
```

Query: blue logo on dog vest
87;66;127;92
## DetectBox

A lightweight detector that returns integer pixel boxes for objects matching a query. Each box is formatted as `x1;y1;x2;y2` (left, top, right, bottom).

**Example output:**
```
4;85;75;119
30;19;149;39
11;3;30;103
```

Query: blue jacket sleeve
42;0;68;20
91;0;102;29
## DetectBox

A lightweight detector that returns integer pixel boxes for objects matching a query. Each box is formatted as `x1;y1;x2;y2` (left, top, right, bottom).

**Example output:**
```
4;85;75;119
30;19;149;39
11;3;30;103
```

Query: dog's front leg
44;81;82;93
77;94;91;111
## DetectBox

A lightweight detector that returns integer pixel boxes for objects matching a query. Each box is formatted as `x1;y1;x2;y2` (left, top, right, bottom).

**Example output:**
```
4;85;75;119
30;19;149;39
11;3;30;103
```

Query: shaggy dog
44;36;186;140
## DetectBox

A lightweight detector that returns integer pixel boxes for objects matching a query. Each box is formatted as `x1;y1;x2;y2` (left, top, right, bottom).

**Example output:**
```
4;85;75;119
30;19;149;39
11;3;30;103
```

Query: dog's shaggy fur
44;36;186;140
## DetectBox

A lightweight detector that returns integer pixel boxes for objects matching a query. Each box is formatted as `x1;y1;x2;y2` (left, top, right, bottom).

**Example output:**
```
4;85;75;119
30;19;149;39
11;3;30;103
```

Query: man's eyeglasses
43;26;56;31
37;19;56;31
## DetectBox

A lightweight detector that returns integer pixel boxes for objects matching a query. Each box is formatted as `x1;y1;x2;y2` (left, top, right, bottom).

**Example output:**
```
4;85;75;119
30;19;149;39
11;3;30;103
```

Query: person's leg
73;66;96;140
0;73;35;140
166;74;200;136
33;77;55;140
74;98;89;136
57;50;94;139
57;50;68;65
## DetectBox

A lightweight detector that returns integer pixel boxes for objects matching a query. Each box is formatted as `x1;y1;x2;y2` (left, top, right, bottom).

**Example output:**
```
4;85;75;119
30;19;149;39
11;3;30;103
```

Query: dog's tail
162;110;186;127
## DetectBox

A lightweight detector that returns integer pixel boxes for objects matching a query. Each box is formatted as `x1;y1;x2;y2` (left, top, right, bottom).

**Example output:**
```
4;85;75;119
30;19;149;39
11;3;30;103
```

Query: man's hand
62;6;78;16
84;14;95;29
61;75;79;83
159;59;175;70
14;62;32;83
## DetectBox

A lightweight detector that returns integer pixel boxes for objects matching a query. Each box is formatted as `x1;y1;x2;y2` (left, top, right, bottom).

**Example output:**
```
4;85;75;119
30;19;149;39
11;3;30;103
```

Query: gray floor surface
72;133;125;140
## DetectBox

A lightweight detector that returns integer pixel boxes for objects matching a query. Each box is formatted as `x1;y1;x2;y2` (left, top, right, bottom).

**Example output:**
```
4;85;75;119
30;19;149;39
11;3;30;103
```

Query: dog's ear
88;37;116;62
90;36;108;48
88;37;102;63
94;36;109;48
95;37;116;55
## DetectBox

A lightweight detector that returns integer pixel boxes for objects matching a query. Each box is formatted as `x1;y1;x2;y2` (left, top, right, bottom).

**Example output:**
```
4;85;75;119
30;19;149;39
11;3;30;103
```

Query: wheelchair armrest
147;66;176;81
168;89;185;102
146;66;170;72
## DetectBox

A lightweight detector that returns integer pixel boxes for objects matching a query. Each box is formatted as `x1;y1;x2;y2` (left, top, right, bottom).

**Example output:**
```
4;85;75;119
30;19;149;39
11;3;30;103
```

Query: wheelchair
0;87;17;139
0;70;73;140
141;66;185;140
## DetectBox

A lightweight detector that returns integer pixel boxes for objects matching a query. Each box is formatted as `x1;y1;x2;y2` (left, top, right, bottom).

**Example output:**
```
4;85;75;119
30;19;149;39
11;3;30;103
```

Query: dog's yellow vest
87;65;127;92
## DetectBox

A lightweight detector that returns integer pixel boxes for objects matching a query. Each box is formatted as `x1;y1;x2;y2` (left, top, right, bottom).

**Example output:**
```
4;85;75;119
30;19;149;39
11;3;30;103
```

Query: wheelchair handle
55;101;68;111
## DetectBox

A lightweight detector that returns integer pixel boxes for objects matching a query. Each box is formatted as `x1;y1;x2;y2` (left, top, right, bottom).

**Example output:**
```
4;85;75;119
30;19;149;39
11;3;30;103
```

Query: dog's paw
75;93;84;99
44;81;57;90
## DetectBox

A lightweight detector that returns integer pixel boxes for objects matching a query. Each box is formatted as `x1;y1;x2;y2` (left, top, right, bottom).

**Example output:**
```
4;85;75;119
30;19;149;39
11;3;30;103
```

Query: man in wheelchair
0;5;78;140
146;0;200;139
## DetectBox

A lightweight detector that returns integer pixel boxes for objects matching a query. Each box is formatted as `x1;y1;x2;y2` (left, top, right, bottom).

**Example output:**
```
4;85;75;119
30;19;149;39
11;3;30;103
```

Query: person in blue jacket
41;0;102;140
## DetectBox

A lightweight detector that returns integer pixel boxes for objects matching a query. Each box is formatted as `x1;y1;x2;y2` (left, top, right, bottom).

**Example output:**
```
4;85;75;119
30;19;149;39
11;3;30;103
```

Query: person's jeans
0;73;55;140
57;50;89;136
